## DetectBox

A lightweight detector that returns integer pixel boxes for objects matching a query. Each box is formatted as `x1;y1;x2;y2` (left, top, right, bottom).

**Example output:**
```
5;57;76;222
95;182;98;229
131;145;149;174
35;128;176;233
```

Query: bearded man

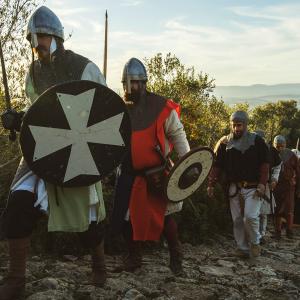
111;58;190;275
207;111;269;257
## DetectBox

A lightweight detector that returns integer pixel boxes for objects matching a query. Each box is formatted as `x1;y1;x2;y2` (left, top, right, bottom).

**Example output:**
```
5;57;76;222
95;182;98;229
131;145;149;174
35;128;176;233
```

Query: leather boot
123;240;142;272
272;216;282;240
113;239;142;273
286;213;294;239
168;241;183;276
0;237;30;300
91;240;107;287
163;216;184;276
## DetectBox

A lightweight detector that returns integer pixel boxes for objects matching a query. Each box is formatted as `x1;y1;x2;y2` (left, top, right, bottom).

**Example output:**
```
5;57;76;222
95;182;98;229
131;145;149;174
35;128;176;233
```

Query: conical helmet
26;6;64;47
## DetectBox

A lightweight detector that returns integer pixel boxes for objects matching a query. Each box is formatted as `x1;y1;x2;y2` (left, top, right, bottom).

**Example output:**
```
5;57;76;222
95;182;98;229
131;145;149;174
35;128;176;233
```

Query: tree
0;0;38;100
144;53;230;147
251;100;299;146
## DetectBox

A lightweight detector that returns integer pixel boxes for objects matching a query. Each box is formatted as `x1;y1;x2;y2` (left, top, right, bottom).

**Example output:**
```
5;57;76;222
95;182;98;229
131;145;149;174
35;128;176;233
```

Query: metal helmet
122;58;147;94
26;6;64;48
273;135;286;146
230;110;249;124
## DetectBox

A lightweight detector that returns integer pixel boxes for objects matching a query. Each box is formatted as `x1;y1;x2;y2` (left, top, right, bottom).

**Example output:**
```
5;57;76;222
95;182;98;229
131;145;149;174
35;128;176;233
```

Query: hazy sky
44;0;300;89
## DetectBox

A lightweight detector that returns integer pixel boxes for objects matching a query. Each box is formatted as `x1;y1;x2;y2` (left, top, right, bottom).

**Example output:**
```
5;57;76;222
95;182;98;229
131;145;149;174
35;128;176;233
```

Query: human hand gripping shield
20;80;131;187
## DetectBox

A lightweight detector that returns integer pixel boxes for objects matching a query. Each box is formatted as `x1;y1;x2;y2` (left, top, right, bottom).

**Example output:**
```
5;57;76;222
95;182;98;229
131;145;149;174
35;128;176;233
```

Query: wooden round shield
20;80;131;187
165;147;214;202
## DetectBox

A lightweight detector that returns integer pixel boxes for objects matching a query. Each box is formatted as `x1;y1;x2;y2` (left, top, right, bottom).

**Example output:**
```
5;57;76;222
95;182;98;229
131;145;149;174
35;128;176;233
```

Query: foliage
144;53;230;148
0;0;38;211
250;100;300;147
0;0;38;99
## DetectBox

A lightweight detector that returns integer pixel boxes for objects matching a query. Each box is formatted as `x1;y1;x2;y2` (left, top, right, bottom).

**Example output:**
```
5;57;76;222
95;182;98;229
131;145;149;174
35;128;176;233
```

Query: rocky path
1;228;300;300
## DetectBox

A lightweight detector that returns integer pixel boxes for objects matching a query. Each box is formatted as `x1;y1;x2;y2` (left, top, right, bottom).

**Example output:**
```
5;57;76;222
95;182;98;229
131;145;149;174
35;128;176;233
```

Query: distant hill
213;83;300;106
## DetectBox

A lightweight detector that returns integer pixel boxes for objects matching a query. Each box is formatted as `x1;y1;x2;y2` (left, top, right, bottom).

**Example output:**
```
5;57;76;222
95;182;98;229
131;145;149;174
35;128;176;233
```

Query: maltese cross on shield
20;80;131;187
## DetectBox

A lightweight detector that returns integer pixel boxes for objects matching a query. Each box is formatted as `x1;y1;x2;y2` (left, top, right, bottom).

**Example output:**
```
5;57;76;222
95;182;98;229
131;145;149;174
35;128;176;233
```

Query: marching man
273;135;300;239
111;58;191;275
208;111;269;258
0;6;108;299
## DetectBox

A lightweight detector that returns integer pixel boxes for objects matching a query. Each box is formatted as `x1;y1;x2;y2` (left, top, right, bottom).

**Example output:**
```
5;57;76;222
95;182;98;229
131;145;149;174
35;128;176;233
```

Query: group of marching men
0;5;299;300
208;117;300;258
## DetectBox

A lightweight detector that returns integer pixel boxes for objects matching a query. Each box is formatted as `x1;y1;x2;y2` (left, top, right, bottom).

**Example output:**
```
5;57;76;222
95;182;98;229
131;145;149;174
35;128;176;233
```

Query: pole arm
0;38;16;141
103;10;108;80
0;39;11;109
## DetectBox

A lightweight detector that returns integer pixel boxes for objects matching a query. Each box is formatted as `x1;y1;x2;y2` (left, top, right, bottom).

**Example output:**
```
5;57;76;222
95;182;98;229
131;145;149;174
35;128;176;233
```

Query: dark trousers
1;190;104;248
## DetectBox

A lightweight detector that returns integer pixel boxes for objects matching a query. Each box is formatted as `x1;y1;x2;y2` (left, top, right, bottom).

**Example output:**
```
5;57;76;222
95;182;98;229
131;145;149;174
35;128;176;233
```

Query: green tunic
24;51;107;233
47;182;106;232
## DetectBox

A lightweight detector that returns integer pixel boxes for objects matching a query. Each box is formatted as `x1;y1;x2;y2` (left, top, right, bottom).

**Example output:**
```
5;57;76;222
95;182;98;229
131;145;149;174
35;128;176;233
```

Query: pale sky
44;0;300;89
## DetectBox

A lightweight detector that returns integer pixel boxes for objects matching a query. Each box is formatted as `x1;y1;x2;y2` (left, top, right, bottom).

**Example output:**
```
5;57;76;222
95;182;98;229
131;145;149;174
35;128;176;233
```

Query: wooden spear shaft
0;38;16;141
0;39;11;110
103;10;108;80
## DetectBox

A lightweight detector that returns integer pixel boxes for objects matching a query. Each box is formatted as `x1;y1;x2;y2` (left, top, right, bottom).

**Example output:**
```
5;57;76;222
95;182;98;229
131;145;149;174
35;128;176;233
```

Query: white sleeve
81;62;107;86
164;110;190;157
271;162;282;182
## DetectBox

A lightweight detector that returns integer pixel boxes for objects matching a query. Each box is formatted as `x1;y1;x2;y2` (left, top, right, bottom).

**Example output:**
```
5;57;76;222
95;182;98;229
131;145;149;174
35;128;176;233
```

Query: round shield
20;80;131;187
165;147;214;202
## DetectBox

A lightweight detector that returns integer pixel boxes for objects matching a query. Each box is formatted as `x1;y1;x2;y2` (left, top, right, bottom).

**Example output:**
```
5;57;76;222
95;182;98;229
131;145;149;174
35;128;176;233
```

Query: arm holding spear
0;39;23;140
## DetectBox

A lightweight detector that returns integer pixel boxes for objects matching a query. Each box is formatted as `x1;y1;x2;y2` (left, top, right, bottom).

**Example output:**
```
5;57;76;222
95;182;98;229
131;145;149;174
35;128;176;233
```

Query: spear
0;38;16;141
103;10;108;80
296;137;299;150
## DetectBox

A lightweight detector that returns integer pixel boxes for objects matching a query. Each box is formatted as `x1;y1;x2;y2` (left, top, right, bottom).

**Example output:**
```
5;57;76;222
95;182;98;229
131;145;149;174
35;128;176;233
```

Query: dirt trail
0;228;300;299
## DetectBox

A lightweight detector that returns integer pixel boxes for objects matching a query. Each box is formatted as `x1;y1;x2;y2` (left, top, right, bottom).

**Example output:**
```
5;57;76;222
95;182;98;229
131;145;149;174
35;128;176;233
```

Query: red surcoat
129;99;180;241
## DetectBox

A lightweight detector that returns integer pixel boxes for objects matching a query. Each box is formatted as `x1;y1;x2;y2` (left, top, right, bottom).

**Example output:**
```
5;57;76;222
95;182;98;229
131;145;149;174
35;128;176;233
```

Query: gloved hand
255;183;265;197
1;109;24;131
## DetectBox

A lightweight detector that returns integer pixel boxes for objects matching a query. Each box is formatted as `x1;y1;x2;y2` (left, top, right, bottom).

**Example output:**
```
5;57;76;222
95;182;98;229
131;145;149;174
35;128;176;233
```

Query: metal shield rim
165;146;214;202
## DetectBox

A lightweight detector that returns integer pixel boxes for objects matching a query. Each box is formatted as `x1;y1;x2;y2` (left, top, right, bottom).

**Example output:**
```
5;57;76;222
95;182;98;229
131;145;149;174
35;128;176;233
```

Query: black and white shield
20;80;131;187
165;147;214;202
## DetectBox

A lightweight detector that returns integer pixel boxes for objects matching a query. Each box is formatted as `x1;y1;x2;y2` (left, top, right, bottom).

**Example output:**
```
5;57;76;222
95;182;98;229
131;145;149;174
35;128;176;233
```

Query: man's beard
233;131;244;139
125;91;141;103
35;45;50;62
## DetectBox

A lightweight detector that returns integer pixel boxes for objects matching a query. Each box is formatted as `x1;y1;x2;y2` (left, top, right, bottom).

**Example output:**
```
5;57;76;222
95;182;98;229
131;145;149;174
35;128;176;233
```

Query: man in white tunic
0;6;107;300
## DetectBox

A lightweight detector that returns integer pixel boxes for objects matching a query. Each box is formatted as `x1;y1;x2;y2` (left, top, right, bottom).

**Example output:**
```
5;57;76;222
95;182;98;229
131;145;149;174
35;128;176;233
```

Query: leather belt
237;181;258;189
229;181;258;198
